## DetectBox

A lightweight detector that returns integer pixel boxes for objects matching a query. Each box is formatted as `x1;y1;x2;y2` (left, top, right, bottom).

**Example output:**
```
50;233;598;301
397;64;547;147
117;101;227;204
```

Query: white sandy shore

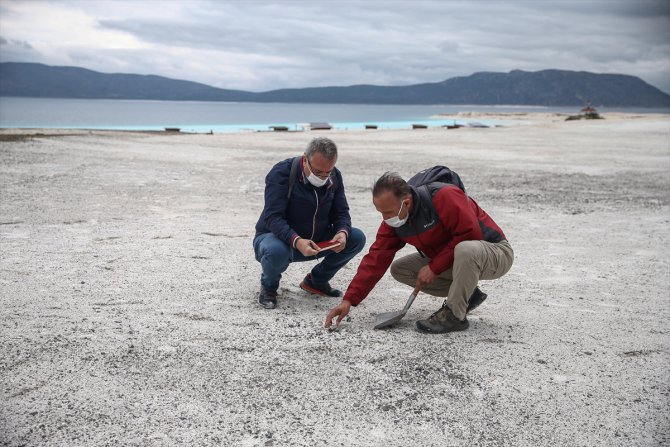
1;113;669;446
437;111;670;120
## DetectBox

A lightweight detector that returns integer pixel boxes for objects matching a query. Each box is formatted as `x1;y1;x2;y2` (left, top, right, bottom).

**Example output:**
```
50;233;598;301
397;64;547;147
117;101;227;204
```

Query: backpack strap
417;184;437;216
412;182;469;257
287;156;301;200
417;182;469;217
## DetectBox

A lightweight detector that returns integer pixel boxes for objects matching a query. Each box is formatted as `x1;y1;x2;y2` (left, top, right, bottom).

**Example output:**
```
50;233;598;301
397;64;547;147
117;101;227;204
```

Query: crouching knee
390;260;403;281
454;240;481;264
261;240;291;266
390;258;415;283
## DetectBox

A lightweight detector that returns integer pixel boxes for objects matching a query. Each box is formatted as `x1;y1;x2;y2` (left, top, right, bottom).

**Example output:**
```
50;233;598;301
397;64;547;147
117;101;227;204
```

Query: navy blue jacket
255;156;352;247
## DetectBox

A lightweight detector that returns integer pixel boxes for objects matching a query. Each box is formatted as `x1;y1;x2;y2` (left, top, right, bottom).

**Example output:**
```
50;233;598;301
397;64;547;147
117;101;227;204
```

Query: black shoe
299;273;342;297
415;300;469;334
258;287;277;309
466;287;488;313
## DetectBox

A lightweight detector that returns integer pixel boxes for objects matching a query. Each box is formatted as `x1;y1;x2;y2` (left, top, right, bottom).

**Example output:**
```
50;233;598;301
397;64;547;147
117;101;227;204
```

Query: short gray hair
373;171;411;199
305;137;338;161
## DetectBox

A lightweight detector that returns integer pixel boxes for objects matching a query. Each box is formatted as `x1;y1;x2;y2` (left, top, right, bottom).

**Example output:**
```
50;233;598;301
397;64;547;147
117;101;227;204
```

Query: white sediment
1;113;669;446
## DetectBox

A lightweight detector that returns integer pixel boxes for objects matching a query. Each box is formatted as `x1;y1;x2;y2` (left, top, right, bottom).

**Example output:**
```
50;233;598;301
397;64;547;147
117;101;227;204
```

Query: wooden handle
402;285;421;312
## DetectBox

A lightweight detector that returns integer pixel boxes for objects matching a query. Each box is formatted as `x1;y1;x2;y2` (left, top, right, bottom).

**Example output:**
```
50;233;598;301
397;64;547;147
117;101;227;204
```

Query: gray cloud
0;35;32;49
14;39;32;49
2;0;669;93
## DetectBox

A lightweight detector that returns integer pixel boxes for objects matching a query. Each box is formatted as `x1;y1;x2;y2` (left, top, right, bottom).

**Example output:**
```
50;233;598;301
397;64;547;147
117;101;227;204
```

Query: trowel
373;284;421;329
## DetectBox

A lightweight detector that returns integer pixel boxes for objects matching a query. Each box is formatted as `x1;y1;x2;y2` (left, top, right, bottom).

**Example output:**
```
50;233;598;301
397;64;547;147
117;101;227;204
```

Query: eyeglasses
306;158;332;180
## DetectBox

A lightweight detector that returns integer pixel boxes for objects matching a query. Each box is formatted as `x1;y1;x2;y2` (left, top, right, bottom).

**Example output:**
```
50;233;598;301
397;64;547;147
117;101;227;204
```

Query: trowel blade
373;310;407;329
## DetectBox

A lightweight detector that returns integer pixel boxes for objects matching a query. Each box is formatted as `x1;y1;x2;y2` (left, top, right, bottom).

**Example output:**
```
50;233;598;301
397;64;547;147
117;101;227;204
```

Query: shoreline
436;110;670;121
1;112;668;137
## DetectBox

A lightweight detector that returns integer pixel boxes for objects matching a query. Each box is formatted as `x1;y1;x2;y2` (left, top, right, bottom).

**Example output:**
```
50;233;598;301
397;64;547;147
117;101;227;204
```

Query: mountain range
1;62;668;107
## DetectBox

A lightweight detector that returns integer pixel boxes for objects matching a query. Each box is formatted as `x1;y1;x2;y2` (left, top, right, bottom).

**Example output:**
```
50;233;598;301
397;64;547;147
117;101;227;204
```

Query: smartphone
316;240;341;252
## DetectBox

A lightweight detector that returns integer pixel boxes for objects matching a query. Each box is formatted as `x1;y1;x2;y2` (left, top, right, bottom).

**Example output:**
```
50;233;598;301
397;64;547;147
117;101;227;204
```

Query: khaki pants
390;240;514;320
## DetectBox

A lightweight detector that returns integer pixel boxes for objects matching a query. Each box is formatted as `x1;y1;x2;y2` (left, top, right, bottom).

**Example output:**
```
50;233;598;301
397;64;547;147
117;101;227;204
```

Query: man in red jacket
325;171;514;333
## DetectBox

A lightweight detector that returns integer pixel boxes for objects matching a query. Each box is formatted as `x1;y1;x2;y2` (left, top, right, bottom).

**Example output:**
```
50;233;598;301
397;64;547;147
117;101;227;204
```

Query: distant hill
1;62;669;107
0;62;254;101
257;69;670;107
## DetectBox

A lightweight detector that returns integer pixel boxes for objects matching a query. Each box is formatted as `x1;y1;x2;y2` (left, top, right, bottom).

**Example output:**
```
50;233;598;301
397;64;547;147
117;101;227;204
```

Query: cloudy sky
1;0;669;92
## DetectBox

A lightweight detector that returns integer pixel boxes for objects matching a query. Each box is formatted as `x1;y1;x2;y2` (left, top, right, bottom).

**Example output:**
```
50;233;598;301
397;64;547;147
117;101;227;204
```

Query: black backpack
408;166;465;211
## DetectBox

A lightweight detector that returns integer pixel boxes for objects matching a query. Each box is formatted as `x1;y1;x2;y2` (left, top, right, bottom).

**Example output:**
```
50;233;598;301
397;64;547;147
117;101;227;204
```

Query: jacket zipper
310;190;319;240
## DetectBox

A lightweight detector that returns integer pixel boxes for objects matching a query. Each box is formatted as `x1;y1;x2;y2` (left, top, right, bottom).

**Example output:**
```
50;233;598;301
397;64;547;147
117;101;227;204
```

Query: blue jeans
253;228;366;292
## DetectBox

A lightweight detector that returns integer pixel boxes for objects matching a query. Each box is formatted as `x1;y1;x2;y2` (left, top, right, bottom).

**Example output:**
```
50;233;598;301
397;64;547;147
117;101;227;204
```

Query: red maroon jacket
344;184;505;306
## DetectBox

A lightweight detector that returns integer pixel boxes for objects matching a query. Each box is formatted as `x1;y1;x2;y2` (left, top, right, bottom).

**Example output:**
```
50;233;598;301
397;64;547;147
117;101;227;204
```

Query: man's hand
325;300;351;329
329;231;347;253
417;264;437;287
296;238;320;257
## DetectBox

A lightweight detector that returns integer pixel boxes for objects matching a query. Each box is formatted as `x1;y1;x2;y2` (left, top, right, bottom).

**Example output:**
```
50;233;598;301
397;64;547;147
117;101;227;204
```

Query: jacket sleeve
343;222;405;306
328;169;352;237
428;187;483;275
263;162;300;246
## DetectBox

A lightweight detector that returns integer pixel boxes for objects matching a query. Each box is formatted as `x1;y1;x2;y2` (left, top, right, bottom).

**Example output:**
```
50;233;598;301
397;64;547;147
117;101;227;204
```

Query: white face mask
384;200;408;228
305;157;330;187
307;171;329;187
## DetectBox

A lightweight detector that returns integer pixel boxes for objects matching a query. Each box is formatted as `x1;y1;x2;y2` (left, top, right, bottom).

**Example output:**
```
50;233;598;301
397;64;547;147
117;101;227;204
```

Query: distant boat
164;127;180;132
580;100;598;115
310;122;332;130
566;100;603;121
412;124;428;129
365;124;378;129
269;126;289;131
468;122;489;128
442;124;463;129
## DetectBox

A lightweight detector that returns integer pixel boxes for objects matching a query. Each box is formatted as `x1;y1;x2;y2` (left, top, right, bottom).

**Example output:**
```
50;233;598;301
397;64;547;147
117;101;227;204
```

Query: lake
1;97;667;132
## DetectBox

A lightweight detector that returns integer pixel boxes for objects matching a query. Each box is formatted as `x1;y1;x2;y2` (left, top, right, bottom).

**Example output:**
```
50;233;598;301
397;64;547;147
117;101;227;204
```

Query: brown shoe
415;300;469;334
299;273;342;297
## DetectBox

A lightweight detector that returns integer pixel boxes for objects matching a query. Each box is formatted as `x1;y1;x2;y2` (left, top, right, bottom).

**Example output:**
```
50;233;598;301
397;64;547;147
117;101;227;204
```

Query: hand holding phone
316;240;342;252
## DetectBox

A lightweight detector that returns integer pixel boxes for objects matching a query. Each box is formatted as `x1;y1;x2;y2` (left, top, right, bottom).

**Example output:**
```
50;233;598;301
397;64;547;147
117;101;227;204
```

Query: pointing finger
325;310;336;328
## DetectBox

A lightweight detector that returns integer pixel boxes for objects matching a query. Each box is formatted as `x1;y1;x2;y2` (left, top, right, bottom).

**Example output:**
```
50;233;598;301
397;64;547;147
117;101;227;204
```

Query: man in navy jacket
253;137;366;309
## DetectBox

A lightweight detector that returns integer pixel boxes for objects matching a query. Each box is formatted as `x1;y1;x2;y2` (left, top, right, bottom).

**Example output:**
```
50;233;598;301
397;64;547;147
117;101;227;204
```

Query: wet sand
1;114;669;446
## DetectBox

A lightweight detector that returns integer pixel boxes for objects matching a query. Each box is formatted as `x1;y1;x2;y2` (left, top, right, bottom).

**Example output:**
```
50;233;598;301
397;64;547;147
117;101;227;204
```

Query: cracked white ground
1;114;669;446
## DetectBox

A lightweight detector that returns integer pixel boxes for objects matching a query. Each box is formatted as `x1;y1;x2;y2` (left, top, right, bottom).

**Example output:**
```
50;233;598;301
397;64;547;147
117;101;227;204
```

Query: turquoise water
152;120;474;133
1;97;667;132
